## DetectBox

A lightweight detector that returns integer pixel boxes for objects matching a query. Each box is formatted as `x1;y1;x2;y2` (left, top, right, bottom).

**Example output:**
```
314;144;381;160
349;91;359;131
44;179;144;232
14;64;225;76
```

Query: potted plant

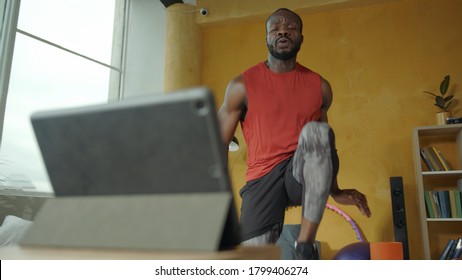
424;75;455;125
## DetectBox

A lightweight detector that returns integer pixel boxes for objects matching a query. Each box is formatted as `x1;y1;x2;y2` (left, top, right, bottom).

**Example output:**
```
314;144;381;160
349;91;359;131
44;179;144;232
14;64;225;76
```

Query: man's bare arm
217;75;247;152
319;77;333;123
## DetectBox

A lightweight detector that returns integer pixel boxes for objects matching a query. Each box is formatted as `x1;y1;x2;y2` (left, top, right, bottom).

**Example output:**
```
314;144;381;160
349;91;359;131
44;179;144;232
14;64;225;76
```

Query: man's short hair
266;8;303;33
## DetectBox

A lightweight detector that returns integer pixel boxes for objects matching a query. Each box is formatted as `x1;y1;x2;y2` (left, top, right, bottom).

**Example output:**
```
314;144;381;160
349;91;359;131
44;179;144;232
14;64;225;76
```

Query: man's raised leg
292;122;334;259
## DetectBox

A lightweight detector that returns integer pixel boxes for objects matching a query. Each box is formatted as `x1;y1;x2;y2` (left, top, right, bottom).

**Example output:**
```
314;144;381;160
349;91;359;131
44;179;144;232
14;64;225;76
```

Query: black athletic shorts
239;157;303;241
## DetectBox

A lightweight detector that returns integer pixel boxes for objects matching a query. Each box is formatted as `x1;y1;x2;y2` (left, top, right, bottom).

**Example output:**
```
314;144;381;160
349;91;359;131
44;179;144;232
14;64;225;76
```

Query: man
217;8;371;260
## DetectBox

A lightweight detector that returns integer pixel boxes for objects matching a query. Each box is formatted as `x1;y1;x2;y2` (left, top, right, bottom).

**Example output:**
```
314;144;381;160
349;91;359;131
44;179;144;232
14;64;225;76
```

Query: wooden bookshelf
412;124;462;259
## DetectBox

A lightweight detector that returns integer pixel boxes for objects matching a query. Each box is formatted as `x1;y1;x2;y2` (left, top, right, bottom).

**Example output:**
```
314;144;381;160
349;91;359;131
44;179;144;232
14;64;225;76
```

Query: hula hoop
325;203;366;242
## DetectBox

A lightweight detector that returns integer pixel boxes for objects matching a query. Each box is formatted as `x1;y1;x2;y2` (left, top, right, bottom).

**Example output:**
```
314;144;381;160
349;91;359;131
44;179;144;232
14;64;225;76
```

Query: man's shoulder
296;63;319;75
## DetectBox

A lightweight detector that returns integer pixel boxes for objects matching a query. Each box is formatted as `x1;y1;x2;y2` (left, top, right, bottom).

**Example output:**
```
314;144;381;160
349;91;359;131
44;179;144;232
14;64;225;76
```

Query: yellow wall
196;0;462;259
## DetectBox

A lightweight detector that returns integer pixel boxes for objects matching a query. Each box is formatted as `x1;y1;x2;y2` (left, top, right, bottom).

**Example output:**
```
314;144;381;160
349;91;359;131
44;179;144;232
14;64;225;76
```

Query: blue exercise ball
333;242;371;260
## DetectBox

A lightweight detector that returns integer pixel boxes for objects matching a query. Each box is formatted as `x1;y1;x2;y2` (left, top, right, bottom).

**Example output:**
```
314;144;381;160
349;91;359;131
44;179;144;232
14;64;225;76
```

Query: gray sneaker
294;241;319;260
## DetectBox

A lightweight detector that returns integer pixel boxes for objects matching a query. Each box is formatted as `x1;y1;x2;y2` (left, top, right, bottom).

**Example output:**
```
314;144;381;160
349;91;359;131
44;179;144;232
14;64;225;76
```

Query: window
0;0;125;193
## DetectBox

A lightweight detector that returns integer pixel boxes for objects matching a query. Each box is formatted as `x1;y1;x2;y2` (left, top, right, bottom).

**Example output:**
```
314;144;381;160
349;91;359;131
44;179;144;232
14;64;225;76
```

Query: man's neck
266;56;297;73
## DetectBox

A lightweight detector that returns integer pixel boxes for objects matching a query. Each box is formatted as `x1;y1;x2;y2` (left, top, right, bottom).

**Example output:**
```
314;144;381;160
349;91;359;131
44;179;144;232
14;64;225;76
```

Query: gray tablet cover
26;87;241;250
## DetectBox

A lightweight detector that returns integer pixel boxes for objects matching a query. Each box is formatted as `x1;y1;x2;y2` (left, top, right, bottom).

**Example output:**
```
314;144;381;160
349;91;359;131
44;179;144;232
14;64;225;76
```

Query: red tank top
242;62;322;181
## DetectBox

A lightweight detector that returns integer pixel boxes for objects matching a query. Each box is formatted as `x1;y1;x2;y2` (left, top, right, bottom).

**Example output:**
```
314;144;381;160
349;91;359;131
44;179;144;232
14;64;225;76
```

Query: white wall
122;0;166;97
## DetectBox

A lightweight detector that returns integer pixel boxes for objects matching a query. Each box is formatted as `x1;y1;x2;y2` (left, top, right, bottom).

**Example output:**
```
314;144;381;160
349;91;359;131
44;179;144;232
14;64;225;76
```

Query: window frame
0;0;128;191
0;0;20;145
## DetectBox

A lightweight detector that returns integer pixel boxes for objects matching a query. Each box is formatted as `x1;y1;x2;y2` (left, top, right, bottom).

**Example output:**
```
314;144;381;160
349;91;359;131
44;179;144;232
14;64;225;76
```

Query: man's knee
298;122;331;154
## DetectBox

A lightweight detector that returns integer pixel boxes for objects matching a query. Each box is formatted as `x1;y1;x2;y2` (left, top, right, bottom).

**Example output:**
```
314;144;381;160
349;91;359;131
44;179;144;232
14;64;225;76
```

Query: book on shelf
424;191;435;218
440;237;462;260
453;238;462;259
447;239;458;260
432;191;442;218
448;190;458;218
421;147;440;171
437;190;451;218
420;146;452;172
440;239;455;260
420;148;435;171
455;190;462;218
424;147;445;171
433;148;451;170
425;189;462;219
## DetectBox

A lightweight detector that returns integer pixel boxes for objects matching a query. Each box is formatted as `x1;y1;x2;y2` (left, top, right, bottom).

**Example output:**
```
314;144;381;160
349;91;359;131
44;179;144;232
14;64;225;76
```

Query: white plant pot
435;111;451;125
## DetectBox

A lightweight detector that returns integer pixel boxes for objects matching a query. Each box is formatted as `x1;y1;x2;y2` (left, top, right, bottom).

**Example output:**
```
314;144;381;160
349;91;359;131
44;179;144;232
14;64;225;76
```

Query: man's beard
267;41;301;60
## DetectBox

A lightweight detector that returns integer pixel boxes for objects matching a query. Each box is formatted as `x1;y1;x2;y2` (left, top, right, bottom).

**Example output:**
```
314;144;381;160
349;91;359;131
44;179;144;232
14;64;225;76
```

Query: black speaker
390;176;410;260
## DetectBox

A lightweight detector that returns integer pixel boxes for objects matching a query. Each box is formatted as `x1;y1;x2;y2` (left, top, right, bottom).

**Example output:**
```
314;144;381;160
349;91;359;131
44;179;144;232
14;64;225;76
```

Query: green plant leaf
424;91;437;97
443;100;453;111
435;96;445;107
444;95;454;102
440;75;450;95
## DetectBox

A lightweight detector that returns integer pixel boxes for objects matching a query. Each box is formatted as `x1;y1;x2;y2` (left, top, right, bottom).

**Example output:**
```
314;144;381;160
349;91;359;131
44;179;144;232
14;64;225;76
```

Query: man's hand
331;189;372;217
